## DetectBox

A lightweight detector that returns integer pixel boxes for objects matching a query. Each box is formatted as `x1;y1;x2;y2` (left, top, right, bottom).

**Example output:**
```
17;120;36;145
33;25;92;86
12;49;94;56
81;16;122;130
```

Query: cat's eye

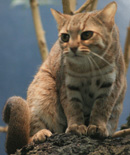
81;31;93;40
61;33;70;42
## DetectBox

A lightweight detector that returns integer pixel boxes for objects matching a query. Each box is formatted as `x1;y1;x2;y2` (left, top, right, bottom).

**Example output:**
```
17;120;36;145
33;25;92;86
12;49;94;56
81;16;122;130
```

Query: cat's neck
64;55;115;78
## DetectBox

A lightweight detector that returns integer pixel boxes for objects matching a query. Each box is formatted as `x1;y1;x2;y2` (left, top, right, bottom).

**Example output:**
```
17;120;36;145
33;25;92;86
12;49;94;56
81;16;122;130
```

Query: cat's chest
65;69;116;113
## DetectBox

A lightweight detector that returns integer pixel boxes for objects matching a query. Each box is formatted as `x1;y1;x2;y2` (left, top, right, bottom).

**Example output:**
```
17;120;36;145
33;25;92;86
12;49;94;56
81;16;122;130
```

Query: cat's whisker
87;56;95;77
91;52;114;68
89;55;103;78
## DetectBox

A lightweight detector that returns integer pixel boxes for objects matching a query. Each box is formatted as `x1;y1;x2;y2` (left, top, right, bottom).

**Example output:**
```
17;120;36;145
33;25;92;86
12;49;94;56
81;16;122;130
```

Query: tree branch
86;0;98;12
124;22;130;74
14;133;130;154
112;128;130;138
62;0;72;15
30;0;48;61
0;126;8;132
91;0;98;10
74;0;94;14
69;0;77;13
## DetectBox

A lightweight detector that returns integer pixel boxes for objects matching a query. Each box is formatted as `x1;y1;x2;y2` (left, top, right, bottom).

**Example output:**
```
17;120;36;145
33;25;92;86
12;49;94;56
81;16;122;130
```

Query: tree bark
14;133;130;155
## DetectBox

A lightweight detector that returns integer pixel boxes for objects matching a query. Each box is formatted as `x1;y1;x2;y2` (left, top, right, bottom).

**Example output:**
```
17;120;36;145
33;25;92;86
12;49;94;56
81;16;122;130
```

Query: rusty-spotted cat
3;2;126;154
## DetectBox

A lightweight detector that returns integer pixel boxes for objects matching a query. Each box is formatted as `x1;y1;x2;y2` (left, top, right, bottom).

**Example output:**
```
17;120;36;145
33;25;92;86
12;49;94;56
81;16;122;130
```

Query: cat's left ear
97;2;117;29
51;9;70;31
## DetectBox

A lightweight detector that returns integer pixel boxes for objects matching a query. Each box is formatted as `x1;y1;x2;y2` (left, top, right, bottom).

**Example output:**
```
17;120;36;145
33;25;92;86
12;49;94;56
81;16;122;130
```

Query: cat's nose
70;47;78;53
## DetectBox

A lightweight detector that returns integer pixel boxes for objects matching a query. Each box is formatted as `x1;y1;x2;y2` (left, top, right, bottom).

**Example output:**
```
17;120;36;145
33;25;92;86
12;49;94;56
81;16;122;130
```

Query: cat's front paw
66;124;87;135
87;124;108;139
31;129;52;143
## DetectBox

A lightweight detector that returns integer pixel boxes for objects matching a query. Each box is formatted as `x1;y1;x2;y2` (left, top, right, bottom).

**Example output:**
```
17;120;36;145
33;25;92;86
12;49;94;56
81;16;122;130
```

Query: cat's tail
3;96;30;155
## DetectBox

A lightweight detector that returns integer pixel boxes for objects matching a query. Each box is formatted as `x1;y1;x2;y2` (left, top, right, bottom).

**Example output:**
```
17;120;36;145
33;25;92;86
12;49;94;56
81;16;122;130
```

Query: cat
3;2;127;154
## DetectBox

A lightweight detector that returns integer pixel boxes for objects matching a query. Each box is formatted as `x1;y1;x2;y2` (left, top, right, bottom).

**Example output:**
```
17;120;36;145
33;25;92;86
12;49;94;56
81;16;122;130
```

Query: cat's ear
97;2;117;29
51;9;69;31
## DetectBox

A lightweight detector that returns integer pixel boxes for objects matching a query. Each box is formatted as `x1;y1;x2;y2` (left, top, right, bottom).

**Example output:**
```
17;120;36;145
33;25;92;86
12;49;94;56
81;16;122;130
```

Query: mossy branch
30;0;48;61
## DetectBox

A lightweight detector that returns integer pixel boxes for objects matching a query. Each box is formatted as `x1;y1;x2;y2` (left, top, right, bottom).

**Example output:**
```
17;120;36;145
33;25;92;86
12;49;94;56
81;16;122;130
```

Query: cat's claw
31;129;52;143
87;124;109;139
66;124;87;135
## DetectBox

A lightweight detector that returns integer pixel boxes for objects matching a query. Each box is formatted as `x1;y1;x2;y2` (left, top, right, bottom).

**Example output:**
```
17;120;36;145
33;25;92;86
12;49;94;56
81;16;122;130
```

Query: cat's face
51;2;117;63
57;13;107;60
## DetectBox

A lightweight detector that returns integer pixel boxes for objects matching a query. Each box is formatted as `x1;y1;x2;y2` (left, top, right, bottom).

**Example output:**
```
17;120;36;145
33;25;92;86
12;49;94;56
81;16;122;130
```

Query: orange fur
3;2;126;154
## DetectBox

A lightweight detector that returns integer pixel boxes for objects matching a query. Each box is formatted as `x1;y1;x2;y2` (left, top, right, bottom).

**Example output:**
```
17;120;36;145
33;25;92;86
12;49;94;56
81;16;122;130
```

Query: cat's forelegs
62;88;87;135
3;96;30;155
87;93;117;138
107;86;126;136
30;129;52;143
87;77;126;138
87;96;111;138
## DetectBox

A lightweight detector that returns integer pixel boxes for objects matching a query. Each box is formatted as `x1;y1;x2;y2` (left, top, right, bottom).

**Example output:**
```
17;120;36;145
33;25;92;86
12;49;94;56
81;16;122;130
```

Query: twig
87;0;98;11
0;126;8;132
112;128;130;138
74;0;94;14
62;0;72;15
70;0;77;13
124;22;130;74
30;0;48;61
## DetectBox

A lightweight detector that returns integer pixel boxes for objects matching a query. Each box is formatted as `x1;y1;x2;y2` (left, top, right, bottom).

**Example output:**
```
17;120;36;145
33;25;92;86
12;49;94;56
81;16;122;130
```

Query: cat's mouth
72;53;82;57
80;50;90;54
72;50;90;57
64;50;90;58
65;52;82;58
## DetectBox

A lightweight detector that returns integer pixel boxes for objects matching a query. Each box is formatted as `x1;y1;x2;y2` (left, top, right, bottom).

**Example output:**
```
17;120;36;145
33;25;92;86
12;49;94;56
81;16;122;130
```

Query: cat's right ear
51;9;69;31
96;2;117;30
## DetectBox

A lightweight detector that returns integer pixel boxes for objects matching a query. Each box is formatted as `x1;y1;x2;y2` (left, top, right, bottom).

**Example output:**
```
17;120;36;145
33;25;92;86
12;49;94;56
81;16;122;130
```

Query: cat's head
51;2;118;63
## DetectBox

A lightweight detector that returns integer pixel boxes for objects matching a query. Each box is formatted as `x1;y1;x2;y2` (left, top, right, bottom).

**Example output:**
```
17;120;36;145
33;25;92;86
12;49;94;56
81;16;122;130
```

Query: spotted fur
3;2;126;154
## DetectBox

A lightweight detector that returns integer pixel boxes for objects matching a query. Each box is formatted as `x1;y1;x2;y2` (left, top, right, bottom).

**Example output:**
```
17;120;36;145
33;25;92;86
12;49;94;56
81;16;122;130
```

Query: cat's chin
65;56;83;62
65;56;89;67
65;54;83;59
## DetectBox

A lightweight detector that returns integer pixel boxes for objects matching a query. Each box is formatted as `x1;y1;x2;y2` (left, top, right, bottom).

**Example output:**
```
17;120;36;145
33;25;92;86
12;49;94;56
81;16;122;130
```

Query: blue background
0;0;130;154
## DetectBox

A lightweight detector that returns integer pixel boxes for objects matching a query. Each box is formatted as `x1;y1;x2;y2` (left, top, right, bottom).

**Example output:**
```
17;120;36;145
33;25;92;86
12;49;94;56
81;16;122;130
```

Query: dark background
0;0;130;154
